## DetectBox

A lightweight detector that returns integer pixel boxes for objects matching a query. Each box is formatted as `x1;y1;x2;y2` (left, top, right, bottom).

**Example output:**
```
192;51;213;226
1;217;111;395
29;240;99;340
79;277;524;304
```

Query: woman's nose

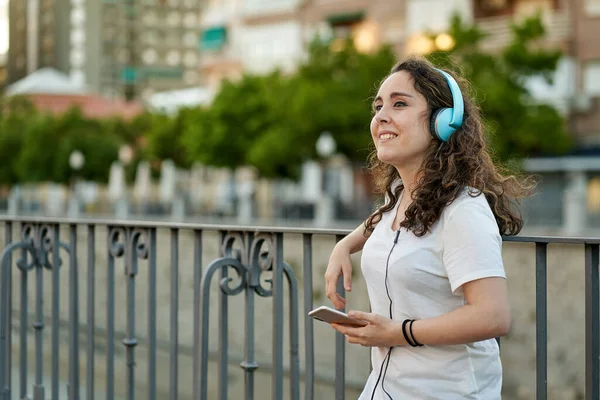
375;111;390;124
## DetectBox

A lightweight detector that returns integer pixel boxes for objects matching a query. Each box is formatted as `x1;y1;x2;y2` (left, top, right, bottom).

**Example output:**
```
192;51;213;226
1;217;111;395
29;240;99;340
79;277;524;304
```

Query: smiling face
371;71;433;171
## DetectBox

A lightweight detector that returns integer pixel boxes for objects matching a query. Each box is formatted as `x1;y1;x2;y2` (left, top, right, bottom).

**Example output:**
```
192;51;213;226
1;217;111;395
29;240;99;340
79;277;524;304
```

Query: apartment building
7;0;205;102
197;0;410;94
571;0;600;145
100;0;204;101
197;0;599;141
6;0;71;85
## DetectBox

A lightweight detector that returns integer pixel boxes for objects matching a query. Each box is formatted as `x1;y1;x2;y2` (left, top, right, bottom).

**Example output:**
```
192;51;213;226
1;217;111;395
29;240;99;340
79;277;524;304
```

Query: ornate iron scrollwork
215;231;276;297
199;230;300;400
0;223;72;400
108;226;150;275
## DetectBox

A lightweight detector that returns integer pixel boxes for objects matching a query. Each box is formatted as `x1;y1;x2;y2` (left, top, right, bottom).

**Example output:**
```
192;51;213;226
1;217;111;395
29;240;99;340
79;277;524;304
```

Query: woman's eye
394;101;407;107
374;105;382;111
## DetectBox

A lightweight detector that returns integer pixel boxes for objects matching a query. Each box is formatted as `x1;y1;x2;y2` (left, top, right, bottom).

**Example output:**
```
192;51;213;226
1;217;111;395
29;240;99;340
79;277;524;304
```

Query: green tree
145;108;193;169
182;40;397;179
275;39;396;165
16;107;121;183
183;72;285;172
0;96;37;186
426;13;571;161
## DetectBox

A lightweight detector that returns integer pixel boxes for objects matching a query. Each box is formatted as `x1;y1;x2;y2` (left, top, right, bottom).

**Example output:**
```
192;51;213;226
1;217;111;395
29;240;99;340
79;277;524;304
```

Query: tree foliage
0;13;572;186
426;13;571;160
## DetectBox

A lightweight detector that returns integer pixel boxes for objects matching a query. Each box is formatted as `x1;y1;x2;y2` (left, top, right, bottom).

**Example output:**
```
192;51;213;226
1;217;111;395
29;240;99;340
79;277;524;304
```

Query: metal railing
0;216;598;400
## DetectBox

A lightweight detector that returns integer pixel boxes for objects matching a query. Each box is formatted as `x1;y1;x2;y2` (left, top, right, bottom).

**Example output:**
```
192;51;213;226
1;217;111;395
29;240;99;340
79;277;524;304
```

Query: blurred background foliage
0;13;572;186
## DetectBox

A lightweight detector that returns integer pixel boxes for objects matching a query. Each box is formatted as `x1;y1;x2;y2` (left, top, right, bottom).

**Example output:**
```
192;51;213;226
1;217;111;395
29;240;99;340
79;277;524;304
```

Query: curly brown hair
364;56;536;238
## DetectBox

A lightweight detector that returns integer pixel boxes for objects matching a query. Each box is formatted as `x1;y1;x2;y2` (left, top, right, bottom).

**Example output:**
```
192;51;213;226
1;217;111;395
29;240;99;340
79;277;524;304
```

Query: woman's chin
377;151;400;165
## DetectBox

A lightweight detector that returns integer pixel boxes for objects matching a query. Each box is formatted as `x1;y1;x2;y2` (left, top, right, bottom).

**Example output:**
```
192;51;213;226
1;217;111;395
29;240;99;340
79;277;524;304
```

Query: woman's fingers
341;261;353;292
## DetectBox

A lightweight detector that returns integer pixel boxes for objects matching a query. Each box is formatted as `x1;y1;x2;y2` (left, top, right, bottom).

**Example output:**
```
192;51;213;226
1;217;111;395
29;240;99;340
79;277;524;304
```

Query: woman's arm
332;277;510;347
324;223;369;309
409;277;510;345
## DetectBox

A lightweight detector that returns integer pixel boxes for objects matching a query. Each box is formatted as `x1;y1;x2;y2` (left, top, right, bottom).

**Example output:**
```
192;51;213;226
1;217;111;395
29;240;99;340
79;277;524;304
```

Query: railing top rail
1;215;600;244
0;215;352;236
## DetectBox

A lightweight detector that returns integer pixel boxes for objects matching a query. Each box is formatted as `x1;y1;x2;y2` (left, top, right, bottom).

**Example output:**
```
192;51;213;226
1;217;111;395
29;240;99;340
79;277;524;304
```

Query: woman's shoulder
442;187;494;221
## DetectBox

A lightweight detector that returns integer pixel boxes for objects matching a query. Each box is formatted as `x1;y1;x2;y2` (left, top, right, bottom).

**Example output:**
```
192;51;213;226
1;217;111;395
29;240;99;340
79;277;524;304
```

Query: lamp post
119;144;134;166
315;131;337;225
68;150;85;217
115;144;134;218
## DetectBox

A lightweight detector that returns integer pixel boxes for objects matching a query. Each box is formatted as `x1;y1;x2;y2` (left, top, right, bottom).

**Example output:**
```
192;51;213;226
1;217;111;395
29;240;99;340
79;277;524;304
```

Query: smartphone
308;306;368;327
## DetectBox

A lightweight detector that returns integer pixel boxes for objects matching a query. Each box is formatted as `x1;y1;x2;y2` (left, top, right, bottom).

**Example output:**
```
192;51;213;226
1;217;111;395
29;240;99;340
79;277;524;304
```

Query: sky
0;0;7;55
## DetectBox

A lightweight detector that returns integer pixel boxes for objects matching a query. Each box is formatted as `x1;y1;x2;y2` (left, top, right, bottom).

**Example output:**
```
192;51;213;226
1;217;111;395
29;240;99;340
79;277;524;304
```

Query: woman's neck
397;167;421;200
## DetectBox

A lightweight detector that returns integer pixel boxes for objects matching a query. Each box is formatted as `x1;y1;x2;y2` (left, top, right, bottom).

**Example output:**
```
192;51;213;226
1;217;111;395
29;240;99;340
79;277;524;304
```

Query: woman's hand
324;243;354;310
330;311;405;348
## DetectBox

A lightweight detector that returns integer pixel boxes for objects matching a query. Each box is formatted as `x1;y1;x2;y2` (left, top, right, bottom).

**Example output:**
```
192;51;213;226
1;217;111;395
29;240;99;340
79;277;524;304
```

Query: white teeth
380;133;397;140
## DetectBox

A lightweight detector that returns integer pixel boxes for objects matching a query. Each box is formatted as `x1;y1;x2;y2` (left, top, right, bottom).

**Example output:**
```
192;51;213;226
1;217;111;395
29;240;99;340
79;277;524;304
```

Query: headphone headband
430;68;464;142
435;68;464;129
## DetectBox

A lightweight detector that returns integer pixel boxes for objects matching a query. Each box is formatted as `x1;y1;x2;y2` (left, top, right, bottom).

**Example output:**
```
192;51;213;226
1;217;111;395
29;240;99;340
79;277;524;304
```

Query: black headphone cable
370;229;401;400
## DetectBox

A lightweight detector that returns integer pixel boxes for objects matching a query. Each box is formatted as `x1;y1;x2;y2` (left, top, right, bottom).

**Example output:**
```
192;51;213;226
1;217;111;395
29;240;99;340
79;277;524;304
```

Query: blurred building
4;67;144;119
197;0;407;92
0;53;6;88
7;0;204;102
195;0;599;142
6;0;71;84
99;0;204;102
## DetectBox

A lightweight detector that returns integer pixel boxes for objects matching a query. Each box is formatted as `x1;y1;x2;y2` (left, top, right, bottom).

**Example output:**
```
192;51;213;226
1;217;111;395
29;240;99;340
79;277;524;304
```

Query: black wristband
402;319;417;347
409;320;424;347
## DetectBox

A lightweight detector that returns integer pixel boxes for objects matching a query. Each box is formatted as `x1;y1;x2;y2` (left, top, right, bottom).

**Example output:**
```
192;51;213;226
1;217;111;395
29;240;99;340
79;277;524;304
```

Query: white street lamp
119;144;134;165
316;131;336;158
68;150;85;217
315;131;338;226
69;150;85;171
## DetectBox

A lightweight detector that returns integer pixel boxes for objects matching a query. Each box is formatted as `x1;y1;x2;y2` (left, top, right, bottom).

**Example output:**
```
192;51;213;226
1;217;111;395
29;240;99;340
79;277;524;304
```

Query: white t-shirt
358;188;506;400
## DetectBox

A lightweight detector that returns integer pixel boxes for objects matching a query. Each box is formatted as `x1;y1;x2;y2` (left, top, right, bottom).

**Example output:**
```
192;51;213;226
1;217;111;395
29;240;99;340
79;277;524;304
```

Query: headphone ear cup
430;108;456;142
429;108;445;140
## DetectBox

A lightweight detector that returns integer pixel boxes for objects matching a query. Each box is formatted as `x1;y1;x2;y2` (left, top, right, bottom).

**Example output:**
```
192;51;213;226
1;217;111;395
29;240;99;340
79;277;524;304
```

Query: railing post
192;230;203;400
68;224;80;400
169;229;179;400
585;243;600;400
272;233;284;400
335;235;346;400
535;242;548;400
218;231;229;400
147;228;157;400
86;225;96;400
303;234;315;400
50;224;60;400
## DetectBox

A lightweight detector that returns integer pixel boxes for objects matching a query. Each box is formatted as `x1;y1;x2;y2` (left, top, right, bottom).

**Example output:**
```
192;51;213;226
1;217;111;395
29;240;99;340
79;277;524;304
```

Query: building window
183;12;197;28
587;0;600;16
166;50;181;66
327;12;364;40
183;51;197;67
473;0;515;18
583;60;600;97
200;26;227;51
167;11;181;26
326;12;379;53
142;49;158;65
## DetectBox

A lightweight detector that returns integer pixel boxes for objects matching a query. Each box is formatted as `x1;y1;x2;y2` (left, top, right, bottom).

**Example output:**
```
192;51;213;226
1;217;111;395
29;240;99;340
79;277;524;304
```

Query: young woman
324;57;534;399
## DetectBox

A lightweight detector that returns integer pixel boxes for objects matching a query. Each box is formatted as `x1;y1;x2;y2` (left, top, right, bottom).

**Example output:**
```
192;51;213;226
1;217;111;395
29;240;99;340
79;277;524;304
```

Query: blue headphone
429;68;464;142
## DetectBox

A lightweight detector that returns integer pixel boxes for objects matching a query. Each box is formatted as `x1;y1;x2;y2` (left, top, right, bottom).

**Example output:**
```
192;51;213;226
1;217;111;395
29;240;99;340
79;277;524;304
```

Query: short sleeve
442;199;506;295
